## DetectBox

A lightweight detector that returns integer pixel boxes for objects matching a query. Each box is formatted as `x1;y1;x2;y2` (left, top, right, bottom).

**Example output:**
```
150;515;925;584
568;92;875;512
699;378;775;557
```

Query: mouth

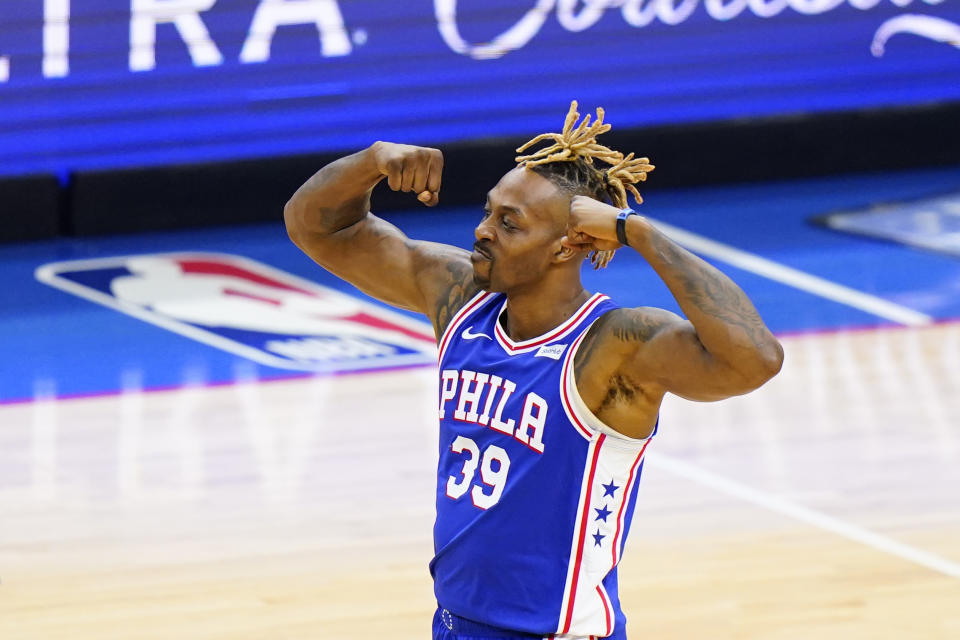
471;243;492;261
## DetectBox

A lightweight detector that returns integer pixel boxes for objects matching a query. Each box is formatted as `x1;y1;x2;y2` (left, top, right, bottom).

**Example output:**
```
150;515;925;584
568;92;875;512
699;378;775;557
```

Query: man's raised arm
565;196;784;402
284;142;479;338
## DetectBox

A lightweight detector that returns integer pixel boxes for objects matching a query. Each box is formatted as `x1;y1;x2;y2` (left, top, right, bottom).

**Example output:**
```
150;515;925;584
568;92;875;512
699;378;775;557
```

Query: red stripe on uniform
562;433;606;634
596;585;612;637
610;439;650;567
559;331;593;440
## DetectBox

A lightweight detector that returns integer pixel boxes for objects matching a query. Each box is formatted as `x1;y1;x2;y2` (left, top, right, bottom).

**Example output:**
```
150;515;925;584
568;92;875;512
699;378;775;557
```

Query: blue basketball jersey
431;291;656;639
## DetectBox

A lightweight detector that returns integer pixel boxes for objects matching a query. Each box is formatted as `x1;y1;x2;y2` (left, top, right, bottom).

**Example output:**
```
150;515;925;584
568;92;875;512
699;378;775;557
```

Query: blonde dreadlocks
515;101;654;268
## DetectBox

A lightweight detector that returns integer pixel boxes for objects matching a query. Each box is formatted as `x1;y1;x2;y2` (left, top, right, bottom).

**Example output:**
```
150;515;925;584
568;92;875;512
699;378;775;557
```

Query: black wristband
616;208;637;246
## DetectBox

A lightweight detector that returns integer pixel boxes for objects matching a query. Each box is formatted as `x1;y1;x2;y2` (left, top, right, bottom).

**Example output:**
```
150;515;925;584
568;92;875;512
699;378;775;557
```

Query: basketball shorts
432;607;619;640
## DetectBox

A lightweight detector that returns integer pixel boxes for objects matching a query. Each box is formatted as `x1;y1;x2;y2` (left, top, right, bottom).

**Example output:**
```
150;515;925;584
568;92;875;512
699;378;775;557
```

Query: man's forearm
625;215;783;377
284;144;383;238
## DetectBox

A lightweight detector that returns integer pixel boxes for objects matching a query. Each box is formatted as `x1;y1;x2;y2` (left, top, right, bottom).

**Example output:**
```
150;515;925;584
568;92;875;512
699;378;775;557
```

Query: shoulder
409;242;481;340
588;306;685;346
573;306;685;373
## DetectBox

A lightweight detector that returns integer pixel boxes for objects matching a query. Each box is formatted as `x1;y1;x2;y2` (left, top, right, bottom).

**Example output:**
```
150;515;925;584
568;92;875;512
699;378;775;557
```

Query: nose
475;218;495;243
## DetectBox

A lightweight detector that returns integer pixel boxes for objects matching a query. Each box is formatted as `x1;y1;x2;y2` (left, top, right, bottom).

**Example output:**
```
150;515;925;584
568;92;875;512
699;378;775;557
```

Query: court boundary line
649;218;933;327
5;224;941;406
4;317;958;407
14;226;960;579
648;452;960;579
773;315;960;339
0;361;434;408
644;219;957;579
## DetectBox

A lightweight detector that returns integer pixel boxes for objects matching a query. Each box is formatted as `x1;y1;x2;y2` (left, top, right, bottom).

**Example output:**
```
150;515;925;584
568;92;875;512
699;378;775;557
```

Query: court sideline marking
647;452;960;580
649;218;933;327
15;219;950;578
645;219;956;579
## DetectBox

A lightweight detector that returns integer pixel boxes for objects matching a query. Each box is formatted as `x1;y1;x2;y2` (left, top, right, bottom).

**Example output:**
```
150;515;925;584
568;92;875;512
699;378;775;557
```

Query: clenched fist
370;141;444;207
562;195;627;252
561;195;652;269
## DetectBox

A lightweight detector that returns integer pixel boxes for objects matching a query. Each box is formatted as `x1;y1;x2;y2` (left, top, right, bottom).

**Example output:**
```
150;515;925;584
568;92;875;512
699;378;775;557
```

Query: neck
502;276;590;342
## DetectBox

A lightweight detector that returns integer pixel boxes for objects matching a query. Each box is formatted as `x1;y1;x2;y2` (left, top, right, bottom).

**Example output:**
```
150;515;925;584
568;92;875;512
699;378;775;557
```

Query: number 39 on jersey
440;367;552;511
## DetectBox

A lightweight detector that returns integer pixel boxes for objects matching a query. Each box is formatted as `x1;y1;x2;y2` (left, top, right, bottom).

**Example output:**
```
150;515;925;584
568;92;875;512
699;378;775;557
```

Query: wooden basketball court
2;321;958;639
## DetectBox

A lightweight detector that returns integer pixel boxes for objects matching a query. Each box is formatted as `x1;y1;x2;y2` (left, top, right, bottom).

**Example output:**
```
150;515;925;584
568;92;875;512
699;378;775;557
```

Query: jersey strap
437;290;497;364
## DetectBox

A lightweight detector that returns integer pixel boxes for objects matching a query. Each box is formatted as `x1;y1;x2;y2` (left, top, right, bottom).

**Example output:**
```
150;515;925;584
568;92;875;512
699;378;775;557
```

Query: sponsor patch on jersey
535;343;567;360
35;252;437;373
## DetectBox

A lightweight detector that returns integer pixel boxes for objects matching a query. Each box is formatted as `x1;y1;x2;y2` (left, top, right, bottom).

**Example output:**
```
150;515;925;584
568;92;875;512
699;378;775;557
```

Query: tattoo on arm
648;230;770;346
432;260;479;339
574;309;667;379
573;311;617;380
611;312;662;343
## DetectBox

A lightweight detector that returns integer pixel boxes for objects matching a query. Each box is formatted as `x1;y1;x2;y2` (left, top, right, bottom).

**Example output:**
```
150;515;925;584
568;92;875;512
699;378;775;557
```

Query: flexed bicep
297;213;476;326
285;142;478;336
630;314;763;402
585;307;760;403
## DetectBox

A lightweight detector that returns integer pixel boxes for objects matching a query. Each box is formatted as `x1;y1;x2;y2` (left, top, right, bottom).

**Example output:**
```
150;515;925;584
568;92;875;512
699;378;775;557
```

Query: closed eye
481;208;517;232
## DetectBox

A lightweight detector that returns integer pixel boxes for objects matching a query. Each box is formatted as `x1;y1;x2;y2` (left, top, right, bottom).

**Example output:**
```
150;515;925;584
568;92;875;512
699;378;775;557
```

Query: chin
472;263;493;290
472;272;492;290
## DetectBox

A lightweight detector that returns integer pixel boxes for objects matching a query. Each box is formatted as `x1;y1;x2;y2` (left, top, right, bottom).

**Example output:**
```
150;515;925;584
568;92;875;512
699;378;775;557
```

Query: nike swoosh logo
462;326;492;341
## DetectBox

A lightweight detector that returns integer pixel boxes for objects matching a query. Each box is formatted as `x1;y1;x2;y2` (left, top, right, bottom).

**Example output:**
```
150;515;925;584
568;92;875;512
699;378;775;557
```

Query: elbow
746;338;784;389
283;198;306;248
723;338;783;394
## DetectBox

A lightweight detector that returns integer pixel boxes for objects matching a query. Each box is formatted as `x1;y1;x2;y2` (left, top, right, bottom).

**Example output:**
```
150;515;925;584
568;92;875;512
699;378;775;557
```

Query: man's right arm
283;141;480;339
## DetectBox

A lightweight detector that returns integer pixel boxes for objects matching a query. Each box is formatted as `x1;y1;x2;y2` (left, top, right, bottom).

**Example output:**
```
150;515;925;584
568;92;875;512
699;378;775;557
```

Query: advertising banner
2;0;958;177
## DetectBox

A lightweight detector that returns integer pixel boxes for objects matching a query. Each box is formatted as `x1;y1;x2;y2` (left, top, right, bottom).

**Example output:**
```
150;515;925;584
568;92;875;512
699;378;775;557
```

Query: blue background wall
2;0;959;178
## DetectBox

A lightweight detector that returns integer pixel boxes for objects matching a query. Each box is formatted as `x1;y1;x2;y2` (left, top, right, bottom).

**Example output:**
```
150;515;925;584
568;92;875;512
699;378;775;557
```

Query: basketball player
284;102;783;639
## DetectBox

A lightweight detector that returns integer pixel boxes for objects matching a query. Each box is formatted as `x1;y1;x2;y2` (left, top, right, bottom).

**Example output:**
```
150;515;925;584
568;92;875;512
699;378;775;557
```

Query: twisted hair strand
514;100;655;268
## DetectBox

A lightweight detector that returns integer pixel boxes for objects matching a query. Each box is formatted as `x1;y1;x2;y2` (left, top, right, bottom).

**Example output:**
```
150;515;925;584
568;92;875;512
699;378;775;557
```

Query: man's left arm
566;196;784;401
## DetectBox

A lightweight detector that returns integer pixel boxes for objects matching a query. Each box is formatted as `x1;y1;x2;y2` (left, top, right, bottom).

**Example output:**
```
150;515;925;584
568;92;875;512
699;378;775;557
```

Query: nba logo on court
35;252;437;373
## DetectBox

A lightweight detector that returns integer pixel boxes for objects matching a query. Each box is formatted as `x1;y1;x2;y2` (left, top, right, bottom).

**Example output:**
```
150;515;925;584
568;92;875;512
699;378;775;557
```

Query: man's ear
554;236;588;264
